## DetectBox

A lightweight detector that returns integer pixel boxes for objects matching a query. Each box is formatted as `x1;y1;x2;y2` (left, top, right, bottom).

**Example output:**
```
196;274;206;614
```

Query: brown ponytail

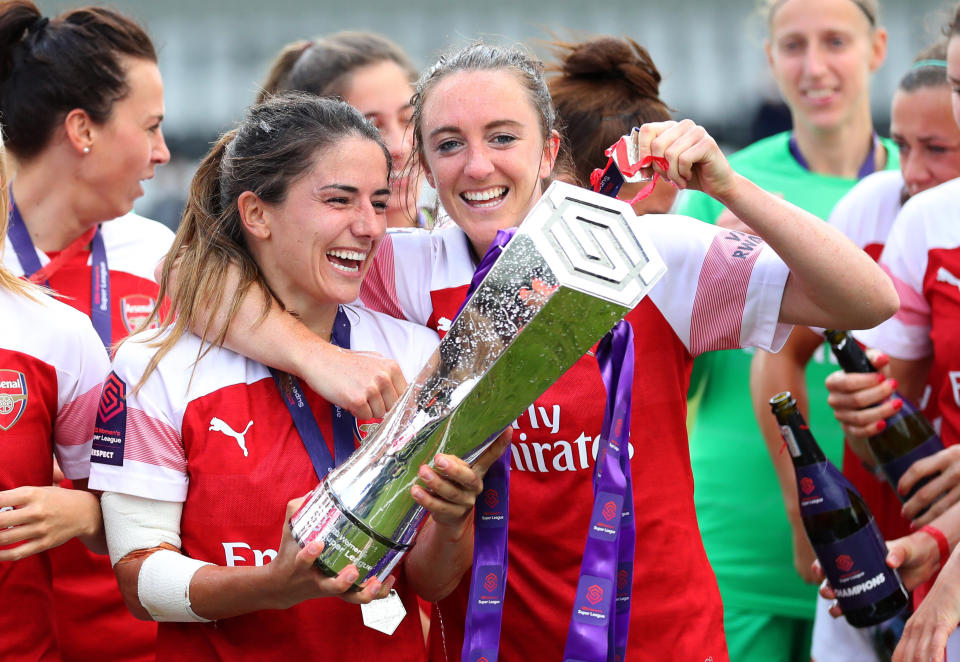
546;36;671;187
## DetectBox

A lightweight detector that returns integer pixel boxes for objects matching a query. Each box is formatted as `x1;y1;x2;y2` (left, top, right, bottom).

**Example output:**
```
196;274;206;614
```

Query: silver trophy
289;180;667;585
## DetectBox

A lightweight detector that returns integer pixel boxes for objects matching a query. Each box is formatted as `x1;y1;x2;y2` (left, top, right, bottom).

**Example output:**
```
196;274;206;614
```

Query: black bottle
771;391;908;627
824;329;943;501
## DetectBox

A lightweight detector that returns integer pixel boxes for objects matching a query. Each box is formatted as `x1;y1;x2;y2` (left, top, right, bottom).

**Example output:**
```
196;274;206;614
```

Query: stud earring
83;146;91;154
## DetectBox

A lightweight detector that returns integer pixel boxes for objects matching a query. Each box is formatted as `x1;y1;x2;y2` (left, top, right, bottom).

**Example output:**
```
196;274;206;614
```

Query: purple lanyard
562;321;635;662
269;306;356;478
788;133;878;180
459;228;637;662
7;194;112;349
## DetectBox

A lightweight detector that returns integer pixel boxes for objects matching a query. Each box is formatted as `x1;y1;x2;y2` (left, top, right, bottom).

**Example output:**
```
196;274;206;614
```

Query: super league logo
0;369;28;431
483;572;498;592
836;555;855;573
800;477;815;495
585;584;604;605
98;373;126;423
483;489;499;509
601;500;618;521
617;568;630;591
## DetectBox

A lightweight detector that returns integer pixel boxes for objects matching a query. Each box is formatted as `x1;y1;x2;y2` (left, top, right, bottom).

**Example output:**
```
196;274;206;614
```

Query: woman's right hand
893;547;960;662
304;347;408;420
264;497;394;609
634;119;736;200
815;529;942;619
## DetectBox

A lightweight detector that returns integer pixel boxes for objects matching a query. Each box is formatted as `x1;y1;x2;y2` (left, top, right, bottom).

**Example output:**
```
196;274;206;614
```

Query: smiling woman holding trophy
87;93;512;661
164;41;897;662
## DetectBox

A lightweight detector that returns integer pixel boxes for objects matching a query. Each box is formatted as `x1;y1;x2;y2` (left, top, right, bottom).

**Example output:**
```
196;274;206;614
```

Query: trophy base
289;480;411;588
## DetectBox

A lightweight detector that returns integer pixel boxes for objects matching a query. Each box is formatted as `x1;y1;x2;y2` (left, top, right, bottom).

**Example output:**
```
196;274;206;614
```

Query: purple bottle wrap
813;522;903;611
879;434;943;496
796;462;853;515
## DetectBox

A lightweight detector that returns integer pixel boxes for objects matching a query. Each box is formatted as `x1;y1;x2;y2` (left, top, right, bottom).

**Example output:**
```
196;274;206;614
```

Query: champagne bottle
824;329;943;502
770;392;908;627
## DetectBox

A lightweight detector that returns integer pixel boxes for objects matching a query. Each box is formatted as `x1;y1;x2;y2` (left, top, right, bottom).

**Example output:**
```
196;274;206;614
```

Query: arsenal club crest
354;418;381;442
0;369;28;431
120;294;158;334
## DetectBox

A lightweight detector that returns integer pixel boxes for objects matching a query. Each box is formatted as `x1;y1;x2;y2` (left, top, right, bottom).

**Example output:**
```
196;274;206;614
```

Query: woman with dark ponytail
0;2;172;660
546;36;676;215
87;92;507;661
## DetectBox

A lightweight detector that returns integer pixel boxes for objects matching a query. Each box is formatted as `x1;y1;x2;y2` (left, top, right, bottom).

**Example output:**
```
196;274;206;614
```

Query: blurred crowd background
43;0;954;228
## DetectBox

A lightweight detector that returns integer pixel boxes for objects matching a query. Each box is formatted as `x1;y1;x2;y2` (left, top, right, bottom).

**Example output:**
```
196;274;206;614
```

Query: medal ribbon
270;306;356;478
562;320;635;662
459;225;636;662
788;132;878;180
458;228;515;662
590;130;671;206
7;193;112;348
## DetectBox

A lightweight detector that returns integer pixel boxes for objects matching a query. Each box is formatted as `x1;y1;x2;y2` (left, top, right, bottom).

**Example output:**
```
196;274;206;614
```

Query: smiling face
81;57;170;221
766;0;885;132
251;135;390;328
419;69;558;256
891;84;960;197
341;60;420;228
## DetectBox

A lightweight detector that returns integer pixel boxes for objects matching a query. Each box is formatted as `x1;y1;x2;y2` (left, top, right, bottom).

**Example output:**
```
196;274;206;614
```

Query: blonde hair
0;140;41;299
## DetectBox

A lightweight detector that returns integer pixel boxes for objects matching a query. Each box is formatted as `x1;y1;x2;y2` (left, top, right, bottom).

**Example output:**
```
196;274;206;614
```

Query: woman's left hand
411;429;512;529
634;120;736;199
900;445;960;527
0;485;102;560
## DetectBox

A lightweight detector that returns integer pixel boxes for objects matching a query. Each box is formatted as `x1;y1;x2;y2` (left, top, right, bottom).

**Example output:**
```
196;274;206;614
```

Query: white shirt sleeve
51;303;111;479
855;189;937;360
88;336;189;502
644;214;791;356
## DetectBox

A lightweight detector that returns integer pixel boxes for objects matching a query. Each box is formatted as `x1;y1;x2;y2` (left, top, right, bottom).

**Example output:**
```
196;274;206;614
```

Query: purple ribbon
460;227;636;662
460;228;516;662
269;306;356;478
788;133;878;180
562;321;635;662
7;194;112;349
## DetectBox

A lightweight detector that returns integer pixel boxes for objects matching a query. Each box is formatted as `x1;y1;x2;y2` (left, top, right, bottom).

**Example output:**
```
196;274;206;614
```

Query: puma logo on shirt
937;266;960;292
209;417;253;457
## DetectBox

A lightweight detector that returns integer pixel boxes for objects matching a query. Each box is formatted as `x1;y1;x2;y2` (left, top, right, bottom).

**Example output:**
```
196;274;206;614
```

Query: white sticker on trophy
361;589;406;635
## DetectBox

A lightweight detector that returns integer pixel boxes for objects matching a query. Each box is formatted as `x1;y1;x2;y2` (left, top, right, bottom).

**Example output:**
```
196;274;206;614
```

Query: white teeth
327;249;367;261
330;262;359;274
462;187;507;202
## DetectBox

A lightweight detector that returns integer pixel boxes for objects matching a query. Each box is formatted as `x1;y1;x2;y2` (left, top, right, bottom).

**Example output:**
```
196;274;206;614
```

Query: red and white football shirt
89;305;437;661
362;217;791;662
858;178;960;449
2;211;173;662
827;170;926;541
0;287;108;661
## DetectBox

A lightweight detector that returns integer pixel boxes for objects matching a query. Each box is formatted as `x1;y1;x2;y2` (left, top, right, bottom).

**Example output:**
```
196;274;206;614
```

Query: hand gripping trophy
290;132;667;586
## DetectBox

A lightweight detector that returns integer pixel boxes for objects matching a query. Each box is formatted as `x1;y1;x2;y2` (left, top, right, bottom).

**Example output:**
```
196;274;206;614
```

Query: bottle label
796;462;852;515
781;425;800;458
813;521;903;611
879;434;944;493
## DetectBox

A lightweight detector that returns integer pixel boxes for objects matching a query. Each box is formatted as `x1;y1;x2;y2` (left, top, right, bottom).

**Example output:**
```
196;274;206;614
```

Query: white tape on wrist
101;491;183;566
138;549;212;622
